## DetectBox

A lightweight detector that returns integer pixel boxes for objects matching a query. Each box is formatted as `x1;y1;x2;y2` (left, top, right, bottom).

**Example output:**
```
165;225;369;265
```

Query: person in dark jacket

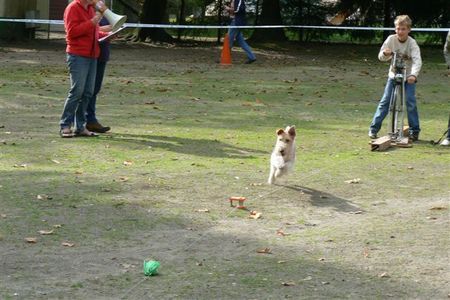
85;17;112;133
225;0;256;64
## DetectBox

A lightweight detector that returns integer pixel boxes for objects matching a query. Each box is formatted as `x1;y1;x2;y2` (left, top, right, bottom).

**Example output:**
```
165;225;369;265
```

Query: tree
382;0;392;40
177;0;186;41
251;0;286;41
137;0;174;42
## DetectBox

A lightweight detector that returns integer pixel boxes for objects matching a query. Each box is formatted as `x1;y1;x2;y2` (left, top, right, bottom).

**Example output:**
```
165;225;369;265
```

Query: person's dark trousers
447;113;450;139
86;60;107;124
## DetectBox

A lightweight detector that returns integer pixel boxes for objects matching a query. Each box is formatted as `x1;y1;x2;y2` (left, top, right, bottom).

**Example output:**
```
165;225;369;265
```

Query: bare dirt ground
0;39;449;299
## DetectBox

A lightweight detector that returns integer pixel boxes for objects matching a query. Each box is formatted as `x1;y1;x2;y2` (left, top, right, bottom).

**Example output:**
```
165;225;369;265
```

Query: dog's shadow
109;133;266;159
279;184;363;213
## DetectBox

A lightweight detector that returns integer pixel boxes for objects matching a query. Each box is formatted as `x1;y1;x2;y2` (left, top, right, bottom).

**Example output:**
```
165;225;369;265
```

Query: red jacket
64;0;104;58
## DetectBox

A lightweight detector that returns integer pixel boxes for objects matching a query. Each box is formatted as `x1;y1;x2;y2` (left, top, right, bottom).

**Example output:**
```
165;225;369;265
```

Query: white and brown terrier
268;126;296;184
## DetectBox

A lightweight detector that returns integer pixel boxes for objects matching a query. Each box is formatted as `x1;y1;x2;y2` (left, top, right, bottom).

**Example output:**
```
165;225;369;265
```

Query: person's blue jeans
369;78;420;135
86;60;107;124
60;54;97;132
228;20;256;61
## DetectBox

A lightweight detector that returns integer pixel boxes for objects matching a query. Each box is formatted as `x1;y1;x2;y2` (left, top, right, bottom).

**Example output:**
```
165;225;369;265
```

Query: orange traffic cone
220;33;232;65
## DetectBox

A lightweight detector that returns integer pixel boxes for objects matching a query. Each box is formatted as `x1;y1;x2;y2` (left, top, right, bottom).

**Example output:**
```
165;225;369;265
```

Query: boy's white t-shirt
378;34;422;79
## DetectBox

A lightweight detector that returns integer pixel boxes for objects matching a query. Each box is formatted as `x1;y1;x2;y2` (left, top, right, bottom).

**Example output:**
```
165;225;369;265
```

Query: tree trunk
177;0;186;41
382;0;391;41
251;0;286;41
254;0;260;26
138;0;173;42
217;0;223;44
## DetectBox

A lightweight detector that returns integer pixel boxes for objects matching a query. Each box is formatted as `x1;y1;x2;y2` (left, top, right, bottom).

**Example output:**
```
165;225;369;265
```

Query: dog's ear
288;126;296;137
276;129;285;136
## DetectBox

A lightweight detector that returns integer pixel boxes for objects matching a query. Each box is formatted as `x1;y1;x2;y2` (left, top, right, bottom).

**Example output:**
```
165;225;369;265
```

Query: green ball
143;260;160;276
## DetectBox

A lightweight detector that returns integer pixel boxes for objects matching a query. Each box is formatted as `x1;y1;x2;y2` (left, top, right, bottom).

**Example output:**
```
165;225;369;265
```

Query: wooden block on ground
370;135;392;151
393;137;412;148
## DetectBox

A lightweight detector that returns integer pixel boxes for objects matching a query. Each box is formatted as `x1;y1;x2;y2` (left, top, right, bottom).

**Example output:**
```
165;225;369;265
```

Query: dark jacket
98;18;110;62
233;0;246;26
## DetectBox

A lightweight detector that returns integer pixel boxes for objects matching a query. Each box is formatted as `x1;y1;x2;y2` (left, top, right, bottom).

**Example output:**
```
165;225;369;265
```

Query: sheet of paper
98;26;125;42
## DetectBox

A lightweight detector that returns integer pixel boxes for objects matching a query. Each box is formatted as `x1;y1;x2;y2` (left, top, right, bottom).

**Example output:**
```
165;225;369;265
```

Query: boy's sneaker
440;138;450;146
368;131;377;139
409;132;419;142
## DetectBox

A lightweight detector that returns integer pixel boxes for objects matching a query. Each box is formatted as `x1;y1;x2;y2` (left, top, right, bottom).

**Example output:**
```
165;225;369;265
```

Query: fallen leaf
51;159;61;164
120;263;136;269
14;163;27;168
318;257;325;261
363;248;370;258
74;170;83;175
25;237;37;243
38;230;54;235
53;224;63;228
123;161;133;166
196;209;210;213
0;214;6;218
302;276;313;281
118;177;129;182
277;260;287;264
281;282;296;286
321;281;330;285
249;211;262;220
378;272;390;278
429;206;447;211
62;241;75;247
37;194;52;200
345;178;361;184
276;229;290;236
256;248;272;254
349;210;363;215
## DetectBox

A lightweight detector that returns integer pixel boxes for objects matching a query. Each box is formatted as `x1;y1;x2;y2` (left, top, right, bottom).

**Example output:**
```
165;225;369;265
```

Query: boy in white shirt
369;15;422;141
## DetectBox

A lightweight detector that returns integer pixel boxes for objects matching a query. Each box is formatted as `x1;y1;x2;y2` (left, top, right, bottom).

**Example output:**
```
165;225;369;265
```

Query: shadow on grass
281;184;362;213
109;133;266;158
0;171;442;299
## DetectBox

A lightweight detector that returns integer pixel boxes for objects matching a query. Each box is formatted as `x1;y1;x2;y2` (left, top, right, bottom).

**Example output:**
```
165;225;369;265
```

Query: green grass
0;41;449;299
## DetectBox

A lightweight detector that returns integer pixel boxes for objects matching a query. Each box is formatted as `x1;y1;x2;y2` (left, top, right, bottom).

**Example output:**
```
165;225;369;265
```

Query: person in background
225;0;256;64
444;30;450;69
85;17;112;133
440;31;450;146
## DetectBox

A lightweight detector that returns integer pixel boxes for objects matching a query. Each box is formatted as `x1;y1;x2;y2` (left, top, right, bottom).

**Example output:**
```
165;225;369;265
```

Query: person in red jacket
59;0;109;137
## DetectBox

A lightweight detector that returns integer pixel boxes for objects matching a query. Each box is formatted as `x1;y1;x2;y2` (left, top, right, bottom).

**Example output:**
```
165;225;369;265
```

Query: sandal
60;128;74;138
75;129;99;137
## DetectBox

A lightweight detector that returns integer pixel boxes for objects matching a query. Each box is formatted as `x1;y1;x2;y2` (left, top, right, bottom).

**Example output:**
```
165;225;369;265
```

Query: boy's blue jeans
60;54;97;132
86;60;107;124
370;78;420;135
228;20;256;61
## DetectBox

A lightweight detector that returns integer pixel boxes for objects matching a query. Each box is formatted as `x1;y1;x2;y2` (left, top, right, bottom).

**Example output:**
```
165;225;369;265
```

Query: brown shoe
86;122;111;133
